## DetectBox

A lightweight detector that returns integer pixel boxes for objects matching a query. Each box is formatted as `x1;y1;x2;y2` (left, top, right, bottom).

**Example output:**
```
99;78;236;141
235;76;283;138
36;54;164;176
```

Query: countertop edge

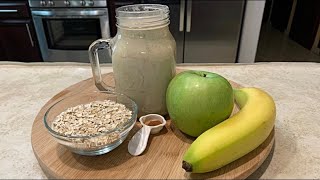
0;61;319;67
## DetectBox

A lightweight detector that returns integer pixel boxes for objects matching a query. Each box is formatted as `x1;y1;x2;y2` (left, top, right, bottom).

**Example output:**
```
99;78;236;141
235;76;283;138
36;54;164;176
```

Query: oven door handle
31;9;108;17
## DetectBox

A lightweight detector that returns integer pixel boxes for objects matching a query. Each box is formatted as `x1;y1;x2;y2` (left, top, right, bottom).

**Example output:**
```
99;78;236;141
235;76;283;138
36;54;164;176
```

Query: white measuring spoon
128;114;166;156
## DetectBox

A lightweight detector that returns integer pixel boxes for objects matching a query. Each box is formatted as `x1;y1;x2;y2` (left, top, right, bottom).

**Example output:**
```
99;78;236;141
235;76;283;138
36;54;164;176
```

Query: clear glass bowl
44;91;138;156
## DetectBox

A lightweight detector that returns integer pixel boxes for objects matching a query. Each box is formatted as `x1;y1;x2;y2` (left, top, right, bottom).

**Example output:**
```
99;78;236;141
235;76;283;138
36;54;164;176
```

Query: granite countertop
0;62;319;179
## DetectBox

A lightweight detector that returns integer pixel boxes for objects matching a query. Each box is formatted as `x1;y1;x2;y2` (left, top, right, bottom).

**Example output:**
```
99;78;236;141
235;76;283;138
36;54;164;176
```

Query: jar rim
115;4;170;29
116;4;169;17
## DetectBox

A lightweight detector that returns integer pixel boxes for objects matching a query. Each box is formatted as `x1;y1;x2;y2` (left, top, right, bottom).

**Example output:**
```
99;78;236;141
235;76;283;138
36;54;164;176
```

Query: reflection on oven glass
43;19;102;50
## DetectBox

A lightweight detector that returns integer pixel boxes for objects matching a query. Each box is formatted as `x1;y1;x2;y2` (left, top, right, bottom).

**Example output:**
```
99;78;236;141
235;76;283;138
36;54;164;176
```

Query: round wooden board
31;69;275;179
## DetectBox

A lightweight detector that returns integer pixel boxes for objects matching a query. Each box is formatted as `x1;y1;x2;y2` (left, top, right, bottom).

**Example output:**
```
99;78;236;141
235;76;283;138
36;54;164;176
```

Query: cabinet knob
88;0;94;6
40;0;46;6
64;0;70;6
80;0;86;6
48;1;54;6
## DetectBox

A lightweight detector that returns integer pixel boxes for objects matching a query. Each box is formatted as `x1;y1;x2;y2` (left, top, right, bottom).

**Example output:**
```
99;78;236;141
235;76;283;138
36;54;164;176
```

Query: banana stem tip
182;161;192;172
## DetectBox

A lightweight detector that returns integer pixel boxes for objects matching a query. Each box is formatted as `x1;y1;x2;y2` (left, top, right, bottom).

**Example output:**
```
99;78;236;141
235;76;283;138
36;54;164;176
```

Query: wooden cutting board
31;69;275;179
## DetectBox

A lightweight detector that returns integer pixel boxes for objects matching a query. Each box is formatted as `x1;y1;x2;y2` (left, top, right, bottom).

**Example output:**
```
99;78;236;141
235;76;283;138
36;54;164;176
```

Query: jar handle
88;38;114;92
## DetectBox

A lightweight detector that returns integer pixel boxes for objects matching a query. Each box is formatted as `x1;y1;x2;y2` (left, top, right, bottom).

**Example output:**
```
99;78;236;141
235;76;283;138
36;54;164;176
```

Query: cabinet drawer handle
179;0;185;32
0;10;18;13
25;24;35;47
186;0;192;32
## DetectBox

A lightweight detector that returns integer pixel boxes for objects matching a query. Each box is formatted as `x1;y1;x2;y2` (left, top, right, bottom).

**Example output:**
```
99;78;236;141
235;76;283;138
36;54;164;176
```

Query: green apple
166;70;234;137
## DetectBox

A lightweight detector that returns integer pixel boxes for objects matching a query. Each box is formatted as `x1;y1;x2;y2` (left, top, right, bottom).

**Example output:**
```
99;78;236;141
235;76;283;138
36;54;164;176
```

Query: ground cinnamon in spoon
145;120;162;126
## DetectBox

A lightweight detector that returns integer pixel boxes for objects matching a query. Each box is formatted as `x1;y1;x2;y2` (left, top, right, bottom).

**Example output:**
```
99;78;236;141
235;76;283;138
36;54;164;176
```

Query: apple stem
182;161;193;172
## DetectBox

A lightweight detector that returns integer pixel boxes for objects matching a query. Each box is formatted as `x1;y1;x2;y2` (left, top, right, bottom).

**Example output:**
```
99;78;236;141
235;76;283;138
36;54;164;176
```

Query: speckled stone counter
0;62;319;179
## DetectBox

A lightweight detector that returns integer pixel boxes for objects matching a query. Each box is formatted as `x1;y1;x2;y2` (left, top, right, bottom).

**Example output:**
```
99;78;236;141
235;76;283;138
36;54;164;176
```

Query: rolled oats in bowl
52;100;132;137
44;91;138;156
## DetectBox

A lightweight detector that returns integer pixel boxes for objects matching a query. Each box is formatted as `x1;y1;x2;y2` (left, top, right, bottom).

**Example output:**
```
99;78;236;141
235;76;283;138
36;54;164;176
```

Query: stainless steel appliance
29;0;110;62
113;0;245;63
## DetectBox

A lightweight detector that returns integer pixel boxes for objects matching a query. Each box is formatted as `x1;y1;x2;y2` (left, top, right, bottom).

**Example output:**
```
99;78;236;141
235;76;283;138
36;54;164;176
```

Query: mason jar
89;4;176;116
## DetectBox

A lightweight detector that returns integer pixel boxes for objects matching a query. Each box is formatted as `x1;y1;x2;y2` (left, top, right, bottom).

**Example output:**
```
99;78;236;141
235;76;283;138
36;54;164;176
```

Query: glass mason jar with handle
89;4;176;117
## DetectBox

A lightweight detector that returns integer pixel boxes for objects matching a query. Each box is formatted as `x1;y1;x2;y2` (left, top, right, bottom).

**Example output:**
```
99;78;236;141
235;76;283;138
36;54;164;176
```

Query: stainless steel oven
29;1;110;62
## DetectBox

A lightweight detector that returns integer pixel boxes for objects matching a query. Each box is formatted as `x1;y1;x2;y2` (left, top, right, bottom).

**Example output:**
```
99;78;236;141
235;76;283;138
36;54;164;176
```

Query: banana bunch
182;87;276;173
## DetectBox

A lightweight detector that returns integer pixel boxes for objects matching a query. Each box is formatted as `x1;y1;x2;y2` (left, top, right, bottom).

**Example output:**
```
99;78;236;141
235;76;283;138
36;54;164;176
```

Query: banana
182;87;276;173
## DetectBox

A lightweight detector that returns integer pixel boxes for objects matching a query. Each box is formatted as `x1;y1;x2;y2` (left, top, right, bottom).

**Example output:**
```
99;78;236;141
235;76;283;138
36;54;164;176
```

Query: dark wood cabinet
0;3;29;19
0;20;41;62
270;0;293;32
0;1;42;62
289;0;320;50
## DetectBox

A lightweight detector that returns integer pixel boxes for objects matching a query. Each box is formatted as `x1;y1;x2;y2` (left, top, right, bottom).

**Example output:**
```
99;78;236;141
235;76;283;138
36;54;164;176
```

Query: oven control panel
29;0;107;7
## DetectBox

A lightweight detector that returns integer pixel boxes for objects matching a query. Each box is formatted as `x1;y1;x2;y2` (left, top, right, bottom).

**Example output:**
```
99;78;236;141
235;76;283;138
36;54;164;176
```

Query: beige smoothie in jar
112;5;176;116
